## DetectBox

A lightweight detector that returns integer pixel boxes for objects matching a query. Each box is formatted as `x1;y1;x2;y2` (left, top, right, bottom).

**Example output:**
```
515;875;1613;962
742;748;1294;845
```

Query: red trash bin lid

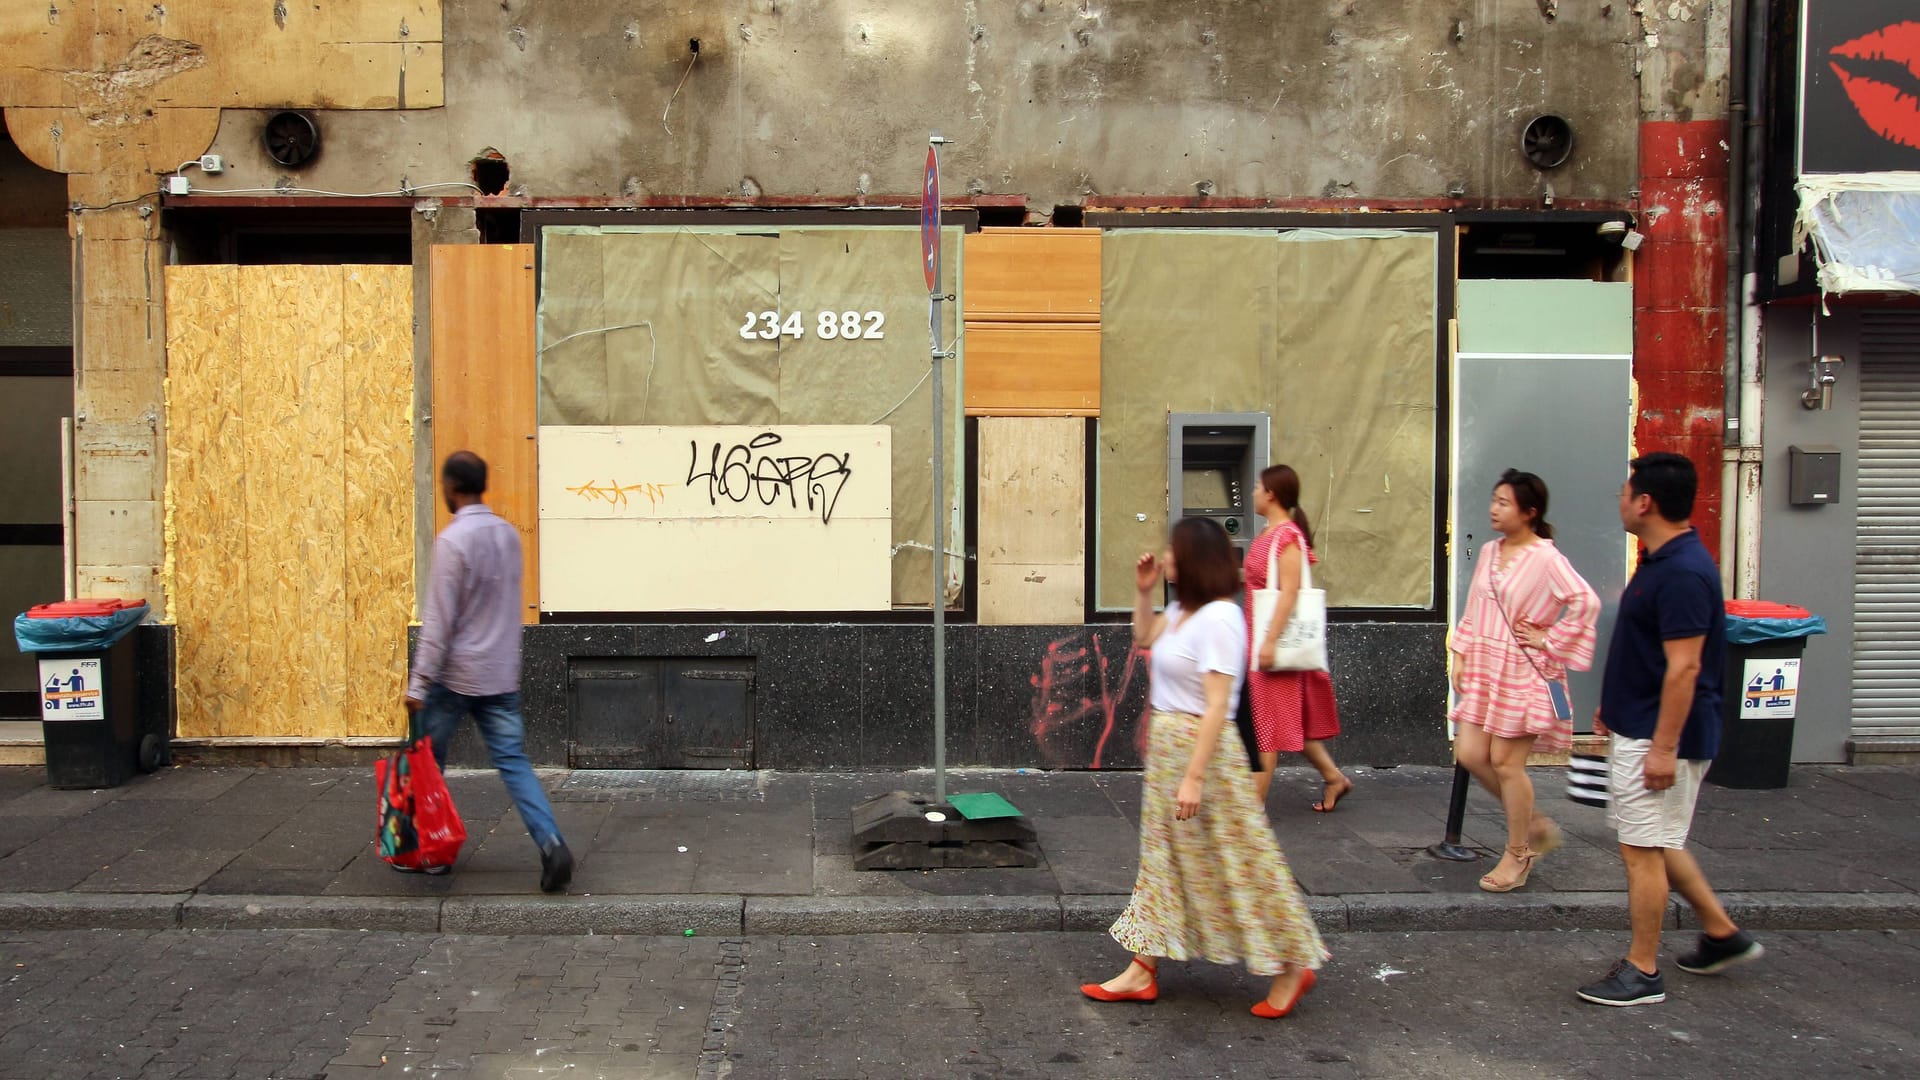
26;598;145;618
1725;599;1811;620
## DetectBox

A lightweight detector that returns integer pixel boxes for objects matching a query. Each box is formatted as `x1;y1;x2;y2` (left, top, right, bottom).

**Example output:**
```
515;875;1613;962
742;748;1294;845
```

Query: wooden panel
163;265;248;738
539;425;891;613
962;323;1100;417
978;417;1086;625
169;264;414;740
280;265;349;734
963;228;1101;322
342;265;416;738
430;244;539;622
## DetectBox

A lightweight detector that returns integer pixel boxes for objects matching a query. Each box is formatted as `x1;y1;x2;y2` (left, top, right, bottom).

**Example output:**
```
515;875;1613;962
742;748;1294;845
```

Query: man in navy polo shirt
1577;453;1764;1008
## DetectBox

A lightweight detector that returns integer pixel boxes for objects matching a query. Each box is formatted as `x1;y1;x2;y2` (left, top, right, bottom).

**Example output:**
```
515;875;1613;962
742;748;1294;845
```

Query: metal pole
929;134;948;806
1426;763;1480;861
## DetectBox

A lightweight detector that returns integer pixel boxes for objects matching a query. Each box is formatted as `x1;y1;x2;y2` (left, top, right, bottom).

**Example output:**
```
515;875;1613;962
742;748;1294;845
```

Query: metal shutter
1852;313;1920;738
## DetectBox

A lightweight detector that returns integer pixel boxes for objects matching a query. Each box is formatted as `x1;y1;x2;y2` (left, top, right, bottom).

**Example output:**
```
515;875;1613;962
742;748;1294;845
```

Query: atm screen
1182;468;1235;512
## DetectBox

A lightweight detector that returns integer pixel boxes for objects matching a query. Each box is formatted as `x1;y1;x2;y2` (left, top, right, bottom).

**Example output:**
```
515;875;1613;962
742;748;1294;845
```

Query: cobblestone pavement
1;928;1913;1079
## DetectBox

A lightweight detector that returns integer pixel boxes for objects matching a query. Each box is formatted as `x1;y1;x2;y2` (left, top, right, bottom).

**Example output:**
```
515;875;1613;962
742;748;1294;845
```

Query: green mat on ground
947;792;1024;820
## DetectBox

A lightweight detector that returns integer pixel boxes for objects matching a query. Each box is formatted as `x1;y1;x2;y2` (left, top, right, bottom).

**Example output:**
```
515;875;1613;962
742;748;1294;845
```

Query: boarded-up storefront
164;264;414;739
1096;229;1440;610
534;225;963;612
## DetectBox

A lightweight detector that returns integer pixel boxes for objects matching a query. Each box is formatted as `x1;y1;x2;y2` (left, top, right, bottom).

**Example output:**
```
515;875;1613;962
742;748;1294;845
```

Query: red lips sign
1828;21;1920;152
1804;5;1920;171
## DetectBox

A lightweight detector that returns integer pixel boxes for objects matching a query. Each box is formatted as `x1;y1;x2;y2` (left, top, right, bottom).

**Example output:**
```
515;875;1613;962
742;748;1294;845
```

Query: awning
1797;173;1920;295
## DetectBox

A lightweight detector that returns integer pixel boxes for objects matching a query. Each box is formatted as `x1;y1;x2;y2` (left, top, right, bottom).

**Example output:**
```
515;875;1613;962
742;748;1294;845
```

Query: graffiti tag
686;432;854;525
1028;631;1151;770
566;479;674;511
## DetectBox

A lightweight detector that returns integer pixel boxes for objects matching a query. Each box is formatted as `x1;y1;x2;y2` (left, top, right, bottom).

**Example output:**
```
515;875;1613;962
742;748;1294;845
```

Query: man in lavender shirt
406;451;572;892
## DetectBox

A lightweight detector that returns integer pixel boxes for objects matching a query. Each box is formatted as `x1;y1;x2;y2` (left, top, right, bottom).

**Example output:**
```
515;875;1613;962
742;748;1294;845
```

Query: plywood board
430;244;538;622
343;265;416;738
539;425;891;612
254;265;348;738
963;229;1101;321
163;264;247;738
978;417;1086;625
167;264;415;740
963;323;1100;417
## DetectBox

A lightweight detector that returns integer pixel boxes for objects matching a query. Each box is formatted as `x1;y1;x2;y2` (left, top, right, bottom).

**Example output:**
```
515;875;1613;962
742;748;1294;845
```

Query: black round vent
262;111;321;168
1521;114;1573;170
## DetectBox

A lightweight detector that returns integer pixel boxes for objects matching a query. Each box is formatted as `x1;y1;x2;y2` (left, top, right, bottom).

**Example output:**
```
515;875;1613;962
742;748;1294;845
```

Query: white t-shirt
1149;599;1248;718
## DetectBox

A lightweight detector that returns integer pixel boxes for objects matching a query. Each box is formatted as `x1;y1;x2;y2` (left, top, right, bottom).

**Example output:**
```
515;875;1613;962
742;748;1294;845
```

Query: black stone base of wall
439;622;1451;771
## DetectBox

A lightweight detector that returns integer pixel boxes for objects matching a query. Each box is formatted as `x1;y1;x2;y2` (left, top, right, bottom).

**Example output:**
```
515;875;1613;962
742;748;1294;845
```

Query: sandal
1479;844;1538;893
1311;775;1353;813
1081;957;1158;1003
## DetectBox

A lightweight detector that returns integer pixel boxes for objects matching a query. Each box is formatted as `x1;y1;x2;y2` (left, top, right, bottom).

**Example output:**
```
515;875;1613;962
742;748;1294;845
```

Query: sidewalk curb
2;891;1916;935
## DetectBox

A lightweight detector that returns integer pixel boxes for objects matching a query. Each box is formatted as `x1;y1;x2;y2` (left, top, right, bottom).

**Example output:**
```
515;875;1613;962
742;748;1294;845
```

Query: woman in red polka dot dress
1245;465;1351;811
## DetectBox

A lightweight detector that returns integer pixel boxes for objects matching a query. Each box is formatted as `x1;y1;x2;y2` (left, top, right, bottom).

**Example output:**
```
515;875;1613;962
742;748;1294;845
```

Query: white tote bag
1251;534;1328;672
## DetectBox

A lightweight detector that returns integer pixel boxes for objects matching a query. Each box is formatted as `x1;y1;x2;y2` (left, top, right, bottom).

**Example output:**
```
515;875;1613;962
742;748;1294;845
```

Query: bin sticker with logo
1741;657;1800;719
40;657;104;721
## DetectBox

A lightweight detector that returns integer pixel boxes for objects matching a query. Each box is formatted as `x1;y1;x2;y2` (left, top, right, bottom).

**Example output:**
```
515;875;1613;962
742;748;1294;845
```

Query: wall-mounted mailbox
1788;444;1842;506
1169;412;1270;565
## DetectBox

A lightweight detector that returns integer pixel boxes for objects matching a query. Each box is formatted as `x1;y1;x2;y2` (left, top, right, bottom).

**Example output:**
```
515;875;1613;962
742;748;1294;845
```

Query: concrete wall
1758;309;1858;763
193;1;1660;208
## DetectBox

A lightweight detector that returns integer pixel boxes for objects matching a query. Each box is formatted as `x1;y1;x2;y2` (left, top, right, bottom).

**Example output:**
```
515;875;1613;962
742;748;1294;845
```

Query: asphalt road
1;927;1912;1079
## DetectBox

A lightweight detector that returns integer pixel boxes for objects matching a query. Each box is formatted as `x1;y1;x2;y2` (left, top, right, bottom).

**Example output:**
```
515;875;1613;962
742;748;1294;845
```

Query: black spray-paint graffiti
685;432;854;524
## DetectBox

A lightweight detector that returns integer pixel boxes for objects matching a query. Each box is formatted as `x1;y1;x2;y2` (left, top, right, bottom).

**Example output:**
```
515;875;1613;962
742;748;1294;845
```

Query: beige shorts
1606;734;1711;850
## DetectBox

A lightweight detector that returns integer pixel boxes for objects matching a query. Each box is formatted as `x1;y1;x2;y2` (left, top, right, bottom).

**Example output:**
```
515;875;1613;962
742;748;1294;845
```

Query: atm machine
1168;412;1270;566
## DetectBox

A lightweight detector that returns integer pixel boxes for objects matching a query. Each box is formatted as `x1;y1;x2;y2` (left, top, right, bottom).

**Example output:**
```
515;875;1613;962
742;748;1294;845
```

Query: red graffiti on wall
1028;631;1150;769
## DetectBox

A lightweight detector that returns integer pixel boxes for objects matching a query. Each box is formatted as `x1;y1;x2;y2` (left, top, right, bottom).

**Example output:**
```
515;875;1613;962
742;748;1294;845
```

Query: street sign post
923;134;949;805
845;134;1038;870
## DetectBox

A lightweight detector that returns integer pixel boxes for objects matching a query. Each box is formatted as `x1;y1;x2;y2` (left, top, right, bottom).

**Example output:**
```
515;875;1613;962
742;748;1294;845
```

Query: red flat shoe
1251;968;1317;1018
1080;957;1159;1003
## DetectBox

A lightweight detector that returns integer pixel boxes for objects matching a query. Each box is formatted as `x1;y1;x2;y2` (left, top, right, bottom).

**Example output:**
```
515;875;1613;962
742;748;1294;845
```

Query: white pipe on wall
59;416;75;601
1733;273;1766;601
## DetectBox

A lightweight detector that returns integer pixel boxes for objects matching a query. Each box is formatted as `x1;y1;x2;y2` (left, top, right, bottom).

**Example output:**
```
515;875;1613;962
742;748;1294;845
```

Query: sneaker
1677;930;1764;976
540;839;574;894
1577;959;1667;1007
389;862;451;876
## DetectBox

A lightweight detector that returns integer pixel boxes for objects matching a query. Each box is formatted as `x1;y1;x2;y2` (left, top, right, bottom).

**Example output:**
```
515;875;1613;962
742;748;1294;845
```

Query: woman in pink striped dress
1451;470;1600;893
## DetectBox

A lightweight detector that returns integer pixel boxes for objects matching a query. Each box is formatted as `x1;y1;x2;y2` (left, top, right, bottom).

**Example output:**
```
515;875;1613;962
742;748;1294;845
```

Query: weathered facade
1;1;1736;770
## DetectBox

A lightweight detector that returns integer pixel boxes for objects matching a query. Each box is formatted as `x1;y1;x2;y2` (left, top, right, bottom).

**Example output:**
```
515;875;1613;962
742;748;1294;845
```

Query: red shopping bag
375;718;467;870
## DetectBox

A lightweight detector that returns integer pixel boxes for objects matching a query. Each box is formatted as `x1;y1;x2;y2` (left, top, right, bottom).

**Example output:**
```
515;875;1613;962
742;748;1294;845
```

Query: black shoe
1577;959;1667;1007
540;839;574;893
389;862;451;876
1677;930;1764;975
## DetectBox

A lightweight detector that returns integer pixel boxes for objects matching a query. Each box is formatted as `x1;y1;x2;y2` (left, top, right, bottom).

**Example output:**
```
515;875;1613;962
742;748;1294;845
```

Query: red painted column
1635;120;1731;561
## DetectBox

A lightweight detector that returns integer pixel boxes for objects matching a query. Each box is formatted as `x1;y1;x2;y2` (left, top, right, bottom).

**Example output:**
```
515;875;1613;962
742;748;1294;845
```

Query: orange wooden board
963;323;1100;417
962;228;1101;322
429;244;540;622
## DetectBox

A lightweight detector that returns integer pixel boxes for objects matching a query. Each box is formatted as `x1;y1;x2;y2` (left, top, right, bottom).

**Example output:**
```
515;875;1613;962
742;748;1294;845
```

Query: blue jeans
419;685;563;851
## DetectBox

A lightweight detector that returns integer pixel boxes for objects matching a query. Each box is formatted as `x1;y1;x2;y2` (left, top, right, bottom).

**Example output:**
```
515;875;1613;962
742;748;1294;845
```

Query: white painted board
540;425;892;612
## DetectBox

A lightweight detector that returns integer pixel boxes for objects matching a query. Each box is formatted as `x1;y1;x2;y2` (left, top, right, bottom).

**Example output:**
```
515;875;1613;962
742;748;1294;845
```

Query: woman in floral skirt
1079;517;1328;1018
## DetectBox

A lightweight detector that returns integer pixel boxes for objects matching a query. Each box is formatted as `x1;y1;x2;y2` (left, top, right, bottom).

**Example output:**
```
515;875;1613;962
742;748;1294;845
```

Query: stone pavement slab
0;764;1916;935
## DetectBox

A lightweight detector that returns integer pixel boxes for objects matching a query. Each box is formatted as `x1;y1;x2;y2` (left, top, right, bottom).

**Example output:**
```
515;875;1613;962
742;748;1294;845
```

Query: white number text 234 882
737;310;886;341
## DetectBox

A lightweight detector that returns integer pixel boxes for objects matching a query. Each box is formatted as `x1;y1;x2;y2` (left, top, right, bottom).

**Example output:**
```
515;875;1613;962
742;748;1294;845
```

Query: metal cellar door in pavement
567;658;756;769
